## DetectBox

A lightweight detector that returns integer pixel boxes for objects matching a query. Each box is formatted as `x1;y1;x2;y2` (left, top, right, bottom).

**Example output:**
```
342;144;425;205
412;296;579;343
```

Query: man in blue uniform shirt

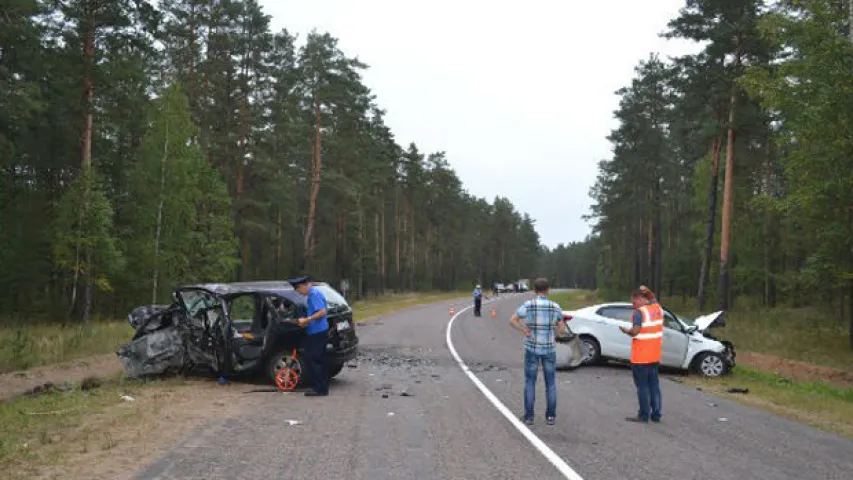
290;276;329;397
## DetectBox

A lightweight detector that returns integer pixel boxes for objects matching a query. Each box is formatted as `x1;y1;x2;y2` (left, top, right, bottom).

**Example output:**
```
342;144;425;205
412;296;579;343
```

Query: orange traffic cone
449;306;455;316
490;309;496;319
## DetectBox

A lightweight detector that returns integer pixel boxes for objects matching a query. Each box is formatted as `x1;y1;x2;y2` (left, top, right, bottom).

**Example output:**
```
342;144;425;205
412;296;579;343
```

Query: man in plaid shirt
509;278;566;426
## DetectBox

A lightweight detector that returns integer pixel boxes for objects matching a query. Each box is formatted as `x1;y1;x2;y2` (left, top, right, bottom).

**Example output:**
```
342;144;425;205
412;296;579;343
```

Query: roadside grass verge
0;320;132;374
683;366;853;439
551;290;603;311
0;374;246;479
0;375;172;477
351;291;464;323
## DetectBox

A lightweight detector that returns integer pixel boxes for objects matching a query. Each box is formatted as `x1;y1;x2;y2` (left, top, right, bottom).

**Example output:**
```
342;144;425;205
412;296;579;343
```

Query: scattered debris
400;391;413;397
347;363;357;369
718;418;728;422
666;377;684;384
387;412;395;417
414;380;422;384
120;395;135;402
216;376;229;385
707;402;718;408
284;419;302;426
727;387;749;394
696;387;703;392
381;393;389;399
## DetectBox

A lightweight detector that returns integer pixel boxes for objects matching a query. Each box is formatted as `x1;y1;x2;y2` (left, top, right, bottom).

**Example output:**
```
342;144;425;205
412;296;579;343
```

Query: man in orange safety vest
619;285;663;423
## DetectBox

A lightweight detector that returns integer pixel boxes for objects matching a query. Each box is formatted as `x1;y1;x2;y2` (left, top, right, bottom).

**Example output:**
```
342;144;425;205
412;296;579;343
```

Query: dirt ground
0;354;124;402
13;378;252;480
739;351;853;388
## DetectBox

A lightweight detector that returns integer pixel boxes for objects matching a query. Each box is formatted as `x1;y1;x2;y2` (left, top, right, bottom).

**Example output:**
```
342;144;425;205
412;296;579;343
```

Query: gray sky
260;0;702;248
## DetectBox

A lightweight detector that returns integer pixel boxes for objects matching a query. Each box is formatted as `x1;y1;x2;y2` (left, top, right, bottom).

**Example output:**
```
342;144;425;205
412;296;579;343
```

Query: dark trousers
631;362;661;421
474;297;482;316
302;332;328;394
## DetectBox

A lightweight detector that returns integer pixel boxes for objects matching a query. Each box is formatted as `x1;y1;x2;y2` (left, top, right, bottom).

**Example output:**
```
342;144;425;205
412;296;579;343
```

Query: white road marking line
445;302;585;480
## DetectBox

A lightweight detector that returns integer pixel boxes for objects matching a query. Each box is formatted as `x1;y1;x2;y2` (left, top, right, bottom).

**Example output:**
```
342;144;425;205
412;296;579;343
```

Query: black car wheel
267;349;307;386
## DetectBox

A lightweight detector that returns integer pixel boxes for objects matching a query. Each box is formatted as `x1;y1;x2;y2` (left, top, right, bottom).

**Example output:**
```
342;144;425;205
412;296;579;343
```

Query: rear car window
597;306;634;322
313;285;349;308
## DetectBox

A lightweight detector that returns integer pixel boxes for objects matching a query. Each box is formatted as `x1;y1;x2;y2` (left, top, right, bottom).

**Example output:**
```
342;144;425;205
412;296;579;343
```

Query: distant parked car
118;281;359;386
561;302;735;377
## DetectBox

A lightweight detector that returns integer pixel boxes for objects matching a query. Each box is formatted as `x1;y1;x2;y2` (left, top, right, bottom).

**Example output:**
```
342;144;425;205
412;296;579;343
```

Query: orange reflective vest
630;303;663;364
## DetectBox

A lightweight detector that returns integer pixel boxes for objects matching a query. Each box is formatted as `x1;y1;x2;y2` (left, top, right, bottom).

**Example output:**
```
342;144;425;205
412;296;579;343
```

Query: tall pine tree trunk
79;1;97;323
698;136;722;310
152;117;169;304
303;99;322;270
718;50;741;311
275;209;282;278
394;190;401;290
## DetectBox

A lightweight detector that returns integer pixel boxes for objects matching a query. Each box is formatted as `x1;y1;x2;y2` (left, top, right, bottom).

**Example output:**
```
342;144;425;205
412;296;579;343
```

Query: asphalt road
136;293;853;480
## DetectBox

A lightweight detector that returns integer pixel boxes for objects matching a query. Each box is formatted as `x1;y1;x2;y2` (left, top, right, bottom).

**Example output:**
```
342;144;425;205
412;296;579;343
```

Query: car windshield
314;285;349;309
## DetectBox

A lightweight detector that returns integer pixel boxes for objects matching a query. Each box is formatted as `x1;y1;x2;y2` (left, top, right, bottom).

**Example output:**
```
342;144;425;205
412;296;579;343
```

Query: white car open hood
692;311;725;331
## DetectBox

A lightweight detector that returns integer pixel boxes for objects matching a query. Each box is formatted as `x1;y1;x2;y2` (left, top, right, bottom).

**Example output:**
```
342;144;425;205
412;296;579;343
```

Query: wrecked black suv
117;281;359;385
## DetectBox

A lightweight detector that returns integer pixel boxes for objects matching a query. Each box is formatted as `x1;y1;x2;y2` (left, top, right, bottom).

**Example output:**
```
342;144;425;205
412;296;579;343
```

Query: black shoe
625;416;649;423
305;391;328;397
546;416;556;426
651;417;661;423
520;415;534;426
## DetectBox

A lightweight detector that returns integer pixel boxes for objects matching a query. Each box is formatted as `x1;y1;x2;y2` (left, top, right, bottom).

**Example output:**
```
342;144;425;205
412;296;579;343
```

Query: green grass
0;375;146;473
0;320;133;374
351;291;465;323
550;289;604;311
686;366;853;438
0;375;205;478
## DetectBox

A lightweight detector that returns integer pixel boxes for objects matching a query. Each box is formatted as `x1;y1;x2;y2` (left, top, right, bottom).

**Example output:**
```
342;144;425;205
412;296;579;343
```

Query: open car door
175;287;233;375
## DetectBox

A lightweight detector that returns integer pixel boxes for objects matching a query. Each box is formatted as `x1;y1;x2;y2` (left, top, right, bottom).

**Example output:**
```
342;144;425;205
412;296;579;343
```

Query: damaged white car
561;302;735;377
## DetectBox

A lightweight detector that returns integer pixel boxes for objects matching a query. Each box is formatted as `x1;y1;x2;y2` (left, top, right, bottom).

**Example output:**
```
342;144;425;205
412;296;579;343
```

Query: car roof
182;281;329;296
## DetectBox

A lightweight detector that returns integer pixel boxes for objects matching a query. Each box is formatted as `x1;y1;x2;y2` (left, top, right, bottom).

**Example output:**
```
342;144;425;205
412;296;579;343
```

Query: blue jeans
631;363;661;421
524;349;557;419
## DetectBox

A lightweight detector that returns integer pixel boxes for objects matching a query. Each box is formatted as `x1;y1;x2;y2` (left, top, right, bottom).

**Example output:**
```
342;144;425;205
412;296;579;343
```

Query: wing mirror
686;325;699;334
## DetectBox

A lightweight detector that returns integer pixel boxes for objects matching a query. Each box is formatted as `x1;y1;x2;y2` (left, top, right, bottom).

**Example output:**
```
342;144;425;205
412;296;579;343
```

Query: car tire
328;363;344;378
579;335;602;365
267;349;308;386
694;352;728;378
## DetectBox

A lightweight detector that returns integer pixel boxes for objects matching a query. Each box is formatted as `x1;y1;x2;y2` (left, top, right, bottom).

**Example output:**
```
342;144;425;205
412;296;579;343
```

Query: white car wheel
579;336;601;365
696;352;727;377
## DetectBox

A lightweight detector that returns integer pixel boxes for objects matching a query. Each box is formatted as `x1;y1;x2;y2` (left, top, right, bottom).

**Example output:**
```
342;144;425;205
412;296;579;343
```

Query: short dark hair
533;278;549;293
